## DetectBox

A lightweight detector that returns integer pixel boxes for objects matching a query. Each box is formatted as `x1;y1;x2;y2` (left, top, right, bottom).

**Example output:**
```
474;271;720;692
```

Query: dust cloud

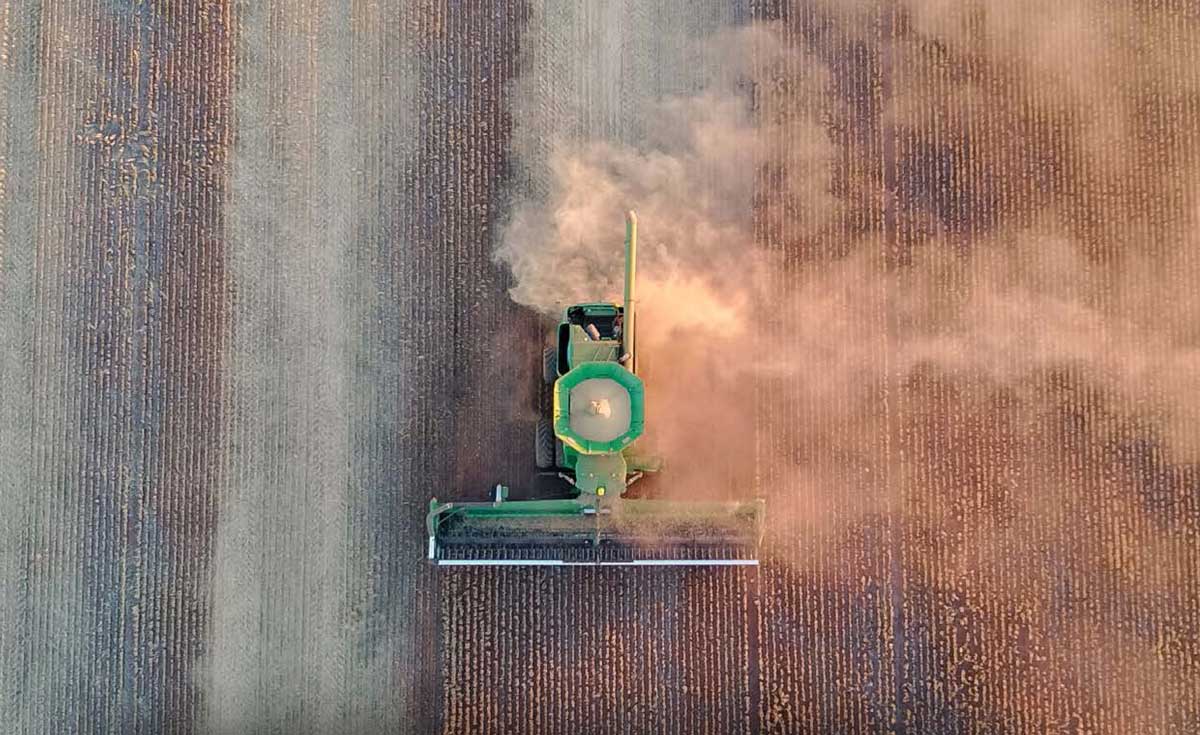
497;4;1199;730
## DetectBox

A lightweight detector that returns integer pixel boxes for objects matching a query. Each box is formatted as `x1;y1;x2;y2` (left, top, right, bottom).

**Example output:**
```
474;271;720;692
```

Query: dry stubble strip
11;0;100;730
0;0;52;732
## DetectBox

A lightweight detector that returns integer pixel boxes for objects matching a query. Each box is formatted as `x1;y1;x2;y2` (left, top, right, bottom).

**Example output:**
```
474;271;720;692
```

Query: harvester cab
427;211;765;566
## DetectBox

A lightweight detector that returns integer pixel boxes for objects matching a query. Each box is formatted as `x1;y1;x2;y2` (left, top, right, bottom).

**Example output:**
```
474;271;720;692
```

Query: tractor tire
542;345;557;385
535;418;556;469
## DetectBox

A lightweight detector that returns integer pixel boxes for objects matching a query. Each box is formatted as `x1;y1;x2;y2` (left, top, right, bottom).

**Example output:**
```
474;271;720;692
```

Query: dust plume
497;5;1199;731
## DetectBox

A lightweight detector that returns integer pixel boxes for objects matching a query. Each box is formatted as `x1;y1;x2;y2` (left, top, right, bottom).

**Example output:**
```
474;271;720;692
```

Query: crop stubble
2;0;234;732
204;0;441;733
2;1;1199;734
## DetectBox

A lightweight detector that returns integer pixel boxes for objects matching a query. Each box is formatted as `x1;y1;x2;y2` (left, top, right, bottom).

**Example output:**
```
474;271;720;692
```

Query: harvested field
1;1;1198;734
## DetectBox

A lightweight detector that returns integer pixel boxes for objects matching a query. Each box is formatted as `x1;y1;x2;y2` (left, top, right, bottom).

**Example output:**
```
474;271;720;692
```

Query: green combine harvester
427;211;765;566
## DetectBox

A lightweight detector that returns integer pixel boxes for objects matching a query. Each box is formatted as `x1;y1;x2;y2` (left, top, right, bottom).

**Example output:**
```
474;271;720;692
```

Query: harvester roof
553;361;644;454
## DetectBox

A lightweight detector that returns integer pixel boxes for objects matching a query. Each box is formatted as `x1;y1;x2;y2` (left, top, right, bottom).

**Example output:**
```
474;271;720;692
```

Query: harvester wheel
542;346;557;385
535;418;556;469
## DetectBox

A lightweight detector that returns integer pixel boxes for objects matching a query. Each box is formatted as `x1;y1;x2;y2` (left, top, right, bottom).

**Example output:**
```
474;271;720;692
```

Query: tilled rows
442;569;757;734
1;0;232;732
2;1;1198;733
750;2;1200;732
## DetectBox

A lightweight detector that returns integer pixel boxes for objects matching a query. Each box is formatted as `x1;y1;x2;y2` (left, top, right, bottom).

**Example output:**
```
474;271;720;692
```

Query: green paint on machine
426;212;765;566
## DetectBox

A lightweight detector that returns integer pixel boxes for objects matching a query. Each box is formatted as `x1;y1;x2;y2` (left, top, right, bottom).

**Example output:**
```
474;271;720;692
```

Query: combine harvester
427;211;765;566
